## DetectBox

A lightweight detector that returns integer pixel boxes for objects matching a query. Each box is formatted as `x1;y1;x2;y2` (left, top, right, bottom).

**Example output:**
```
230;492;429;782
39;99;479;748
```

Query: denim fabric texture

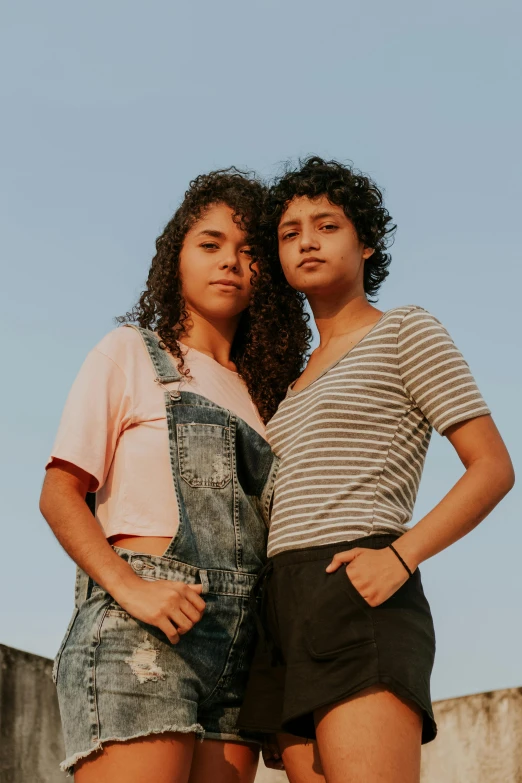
53;326;278;773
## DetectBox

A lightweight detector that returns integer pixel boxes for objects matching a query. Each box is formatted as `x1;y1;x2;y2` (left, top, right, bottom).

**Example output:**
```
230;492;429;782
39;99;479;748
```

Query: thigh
277;733;325;783
314;685;422;783
74;732;195;783
189;739;259;783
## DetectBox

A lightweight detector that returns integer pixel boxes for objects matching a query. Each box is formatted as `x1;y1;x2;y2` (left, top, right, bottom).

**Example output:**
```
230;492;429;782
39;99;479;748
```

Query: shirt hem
267;523;408;558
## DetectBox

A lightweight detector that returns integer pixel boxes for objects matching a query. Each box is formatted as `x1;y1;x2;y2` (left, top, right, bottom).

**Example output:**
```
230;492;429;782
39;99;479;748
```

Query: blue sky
1;0;520;701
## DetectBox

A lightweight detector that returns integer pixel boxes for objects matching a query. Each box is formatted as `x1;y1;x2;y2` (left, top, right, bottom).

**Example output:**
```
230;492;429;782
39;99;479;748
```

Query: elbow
503;462;516;495
39;471;58;521
39;483;51;521
494;455;515;500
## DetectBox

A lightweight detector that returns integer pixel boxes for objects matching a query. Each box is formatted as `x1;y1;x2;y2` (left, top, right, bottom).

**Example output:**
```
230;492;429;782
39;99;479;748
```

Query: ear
362;246;375;260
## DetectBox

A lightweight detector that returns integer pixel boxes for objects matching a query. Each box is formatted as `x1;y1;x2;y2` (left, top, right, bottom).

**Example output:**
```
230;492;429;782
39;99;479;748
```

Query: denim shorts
54;548;260;774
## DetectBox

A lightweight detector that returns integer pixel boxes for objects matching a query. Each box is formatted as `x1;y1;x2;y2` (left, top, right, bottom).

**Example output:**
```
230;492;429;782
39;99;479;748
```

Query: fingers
169;608;195;635
179;598;203;625
170;599;205;635
325;548;363;572
185;584;207;612
158;618;180;645
166;583;205;636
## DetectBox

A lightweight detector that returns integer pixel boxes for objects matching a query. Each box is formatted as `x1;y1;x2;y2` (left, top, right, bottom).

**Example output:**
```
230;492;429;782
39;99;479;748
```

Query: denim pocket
177;423;232;488
52;607;79;684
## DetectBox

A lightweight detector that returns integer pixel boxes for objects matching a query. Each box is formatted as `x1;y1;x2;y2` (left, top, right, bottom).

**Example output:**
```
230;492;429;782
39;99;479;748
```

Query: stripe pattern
266;306;490;557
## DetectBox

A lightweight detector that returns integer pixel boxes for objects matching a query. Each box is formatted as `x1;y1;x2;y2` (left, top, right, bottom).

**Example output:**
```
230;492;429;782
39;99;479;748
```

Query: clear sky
1;0;520;702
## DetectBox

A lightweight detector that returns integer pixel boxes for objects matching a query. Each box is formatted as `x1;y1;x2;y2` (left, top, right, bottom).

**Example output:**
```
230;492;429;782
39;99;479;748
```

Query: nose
218;255;239;272
299;226;319;253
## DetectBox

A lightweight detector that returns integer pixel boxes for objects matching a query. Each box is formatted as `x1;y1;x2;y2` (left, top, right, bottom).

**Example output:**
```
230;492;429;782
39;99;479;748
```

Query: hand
115;577;206;644
326;547;411;607
262;735;284;771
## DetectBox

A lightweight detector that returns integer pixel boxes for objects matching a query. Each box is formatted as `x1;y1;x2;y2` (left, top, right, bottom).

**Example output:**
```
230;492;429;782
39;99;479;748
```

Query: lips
298;257;325;268
211;278;241;289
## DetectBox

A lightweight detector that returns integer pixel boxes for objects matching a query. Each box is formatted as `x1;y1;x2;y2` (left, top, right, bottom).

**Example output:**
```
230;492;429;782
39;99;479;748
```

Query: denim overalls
53;327;278;773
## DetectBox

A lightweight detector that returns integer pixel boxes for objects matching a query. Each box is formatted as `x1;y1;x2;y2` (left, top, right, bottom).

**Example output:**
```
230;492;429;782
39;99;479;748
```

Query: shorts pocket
340;567;374;611
52;607;79;684
305;568;375;660
177;423;232;488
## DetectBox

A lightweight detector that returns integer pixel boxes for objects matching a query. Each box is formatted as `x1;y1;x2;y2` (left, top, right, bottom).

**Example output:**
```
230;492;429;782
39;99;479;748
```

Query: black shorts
239;535;437;744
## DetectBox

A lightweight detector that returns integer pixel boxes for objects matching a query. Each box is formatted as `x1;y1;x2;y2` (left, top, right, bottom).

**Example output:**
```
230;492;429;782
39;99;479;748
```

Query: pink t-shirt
47;327;267;539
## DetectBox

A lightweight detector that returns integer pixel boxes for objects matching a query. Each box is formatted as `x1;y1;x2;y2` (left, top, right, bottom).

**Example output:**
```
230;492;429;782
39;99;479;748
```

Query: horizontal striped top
266;306;490;557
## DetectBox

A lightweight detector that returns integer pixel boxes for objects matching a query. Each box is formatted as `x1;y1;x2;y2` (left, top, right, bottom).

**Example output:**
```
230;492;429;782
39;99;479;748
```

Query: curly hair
263;156;396;300
118;168;311;422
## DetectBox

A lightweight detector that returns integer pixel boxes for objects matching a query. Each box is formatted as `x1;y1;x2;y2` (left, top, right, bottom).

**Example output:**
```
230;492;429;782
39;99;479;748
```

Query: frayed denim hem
60;723;205;775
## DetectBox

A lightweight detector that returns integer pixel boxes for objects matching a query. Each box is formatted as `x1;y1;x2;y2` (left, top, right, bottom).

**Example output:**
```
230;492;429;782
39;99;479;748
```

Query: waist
111;546;258;597
109;535;172;556
270;534;401;570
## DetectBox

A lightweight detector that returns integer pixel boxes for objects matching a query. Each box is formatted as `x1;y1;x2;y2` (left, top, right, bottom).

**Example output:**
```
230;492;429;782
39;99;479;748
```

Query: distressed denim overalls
53;327;278;773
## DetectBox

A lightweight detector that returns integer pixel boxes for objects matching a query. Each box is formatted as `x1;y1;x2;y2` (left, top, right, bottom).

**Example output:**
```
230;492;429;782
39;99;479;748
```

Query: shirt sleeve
46;345;133;492
397;307;490;434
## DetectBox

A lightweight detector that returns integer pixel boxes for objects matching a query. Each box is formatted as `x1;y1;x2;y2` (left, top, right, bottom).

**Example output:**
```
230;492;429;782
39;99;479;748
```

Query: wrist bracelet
388;543;414;578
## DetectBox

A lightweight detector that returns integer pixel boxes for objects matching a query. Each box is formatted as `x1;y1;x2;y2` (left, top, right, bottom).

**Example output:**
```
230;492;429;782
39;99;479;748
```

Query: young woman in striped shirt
239;157;514;783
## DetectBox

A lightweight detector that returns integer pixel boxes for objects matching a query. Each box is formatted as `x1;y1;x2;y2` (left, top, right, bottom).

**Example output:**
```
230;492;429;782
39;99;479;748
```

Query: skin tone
40;203;259;783
273;194;515;783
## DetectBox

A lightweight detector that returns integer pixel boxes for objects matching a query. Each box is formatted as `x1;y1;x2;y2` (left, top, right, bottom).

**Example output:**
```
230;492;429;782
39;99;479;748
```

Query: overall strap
124;324;182;383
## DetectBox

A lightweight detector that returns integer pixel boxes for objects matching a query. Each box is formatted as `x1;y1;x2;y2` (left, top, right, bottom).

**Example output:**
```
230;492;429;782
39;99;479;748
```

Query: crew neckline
178;342;239;376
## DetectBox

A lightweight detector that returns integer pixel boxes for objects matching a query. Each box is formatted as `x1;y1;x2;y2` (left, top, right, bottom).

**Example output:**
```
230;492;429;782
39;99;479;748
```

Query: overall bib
53;327;278;773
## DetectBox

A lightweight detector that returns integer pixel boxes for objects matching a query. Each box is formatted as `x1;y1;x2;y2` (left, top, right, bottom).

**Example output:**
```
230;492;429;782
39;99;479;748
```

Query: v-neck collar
287;310;390;398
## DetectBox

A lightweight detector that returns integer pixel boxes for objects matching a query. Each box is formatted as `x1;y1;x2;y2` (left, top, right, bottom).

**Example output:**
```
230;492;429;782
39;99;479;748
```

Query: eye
241;248;253;257
201;242;219;250
281;230;298;241
321;223;338;231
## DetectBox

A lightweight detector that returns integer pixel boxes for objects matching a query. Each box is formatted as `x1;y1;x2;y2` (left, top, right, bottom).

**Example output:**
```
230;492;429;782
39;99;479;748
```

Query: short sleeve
46;345;133;491
397;308;490;434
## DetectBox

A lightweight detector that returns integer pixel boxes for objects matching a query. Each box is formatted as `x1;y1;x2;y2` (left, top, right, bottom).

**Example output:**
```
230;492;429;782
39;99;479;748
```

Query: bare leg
74;731;195;783
277;733;325;783
189;739;259;783
314;685;422;783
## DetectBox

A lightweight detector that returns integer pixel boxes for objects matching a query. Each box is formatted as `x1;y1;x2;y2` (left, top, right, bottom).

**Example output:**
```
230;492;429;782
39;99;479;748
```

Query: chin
201;303;249;321
291;272;338;295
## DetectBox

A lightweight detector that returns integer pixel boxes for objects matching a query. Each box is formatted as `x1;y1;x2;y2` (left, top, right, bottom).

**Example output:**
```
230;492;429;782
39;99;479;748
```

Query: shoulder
93;326;150;372
388;305;449;337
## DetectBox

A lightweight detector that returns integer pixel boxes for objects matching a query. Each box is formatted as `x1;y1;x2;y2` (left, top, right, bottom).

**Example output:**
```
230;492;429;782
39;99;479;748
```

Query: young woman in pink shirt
40;168;310;783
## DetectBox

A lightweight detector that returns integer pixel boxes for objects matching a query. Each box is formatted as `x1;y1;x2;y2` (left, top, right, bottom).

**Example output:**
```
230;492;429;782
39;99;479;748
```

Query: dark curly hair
118;168;311;422
263;156;396;300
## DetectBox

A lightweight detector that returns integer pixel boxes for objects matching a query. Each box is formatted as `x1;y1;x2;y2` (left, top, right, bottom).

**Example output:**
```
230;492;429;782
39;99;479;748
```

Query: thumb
326;548;362;573
187;583;204;593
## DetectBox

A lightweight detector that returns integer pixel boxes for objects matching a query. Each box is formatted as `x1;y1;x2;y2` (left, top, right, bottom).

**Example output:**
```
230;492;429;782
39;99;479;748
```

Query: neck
178;309;241;369
308;289;382;347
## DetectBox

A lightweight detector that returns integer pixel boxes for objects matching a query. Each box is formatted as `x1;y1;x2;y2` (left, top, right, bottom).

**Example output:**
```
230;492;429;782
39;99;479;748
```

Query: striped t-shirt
266;306;490;557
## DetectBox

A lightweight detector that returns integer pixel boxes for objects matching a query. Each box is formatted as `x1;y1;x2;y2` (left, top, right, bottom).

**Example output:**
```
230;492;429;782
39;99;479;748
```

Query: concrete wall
258;688;522;782
0;645;64;783
258;689;522;782
421;687;522;783
1;644;521;782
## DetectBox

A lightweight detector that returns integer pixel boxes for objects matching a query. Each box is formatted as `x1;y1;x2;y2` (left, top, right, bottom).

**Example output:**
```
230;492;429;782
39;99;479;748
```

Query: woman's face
179;202;257;322
277;195;374;297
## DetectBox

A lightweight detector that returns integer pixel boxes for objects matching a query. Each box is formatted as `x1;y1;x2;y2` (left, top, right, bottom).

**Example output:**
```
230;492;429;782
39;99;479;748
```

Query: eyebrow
278;211;341;231
196;229;226;238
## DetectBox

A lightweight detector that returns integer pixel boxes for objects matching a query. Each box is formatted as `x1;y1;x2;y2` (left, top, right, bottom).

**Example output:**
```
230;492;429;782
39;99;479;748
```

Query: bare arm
40;460;206;642
393;415;514;568
327;416;515;605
